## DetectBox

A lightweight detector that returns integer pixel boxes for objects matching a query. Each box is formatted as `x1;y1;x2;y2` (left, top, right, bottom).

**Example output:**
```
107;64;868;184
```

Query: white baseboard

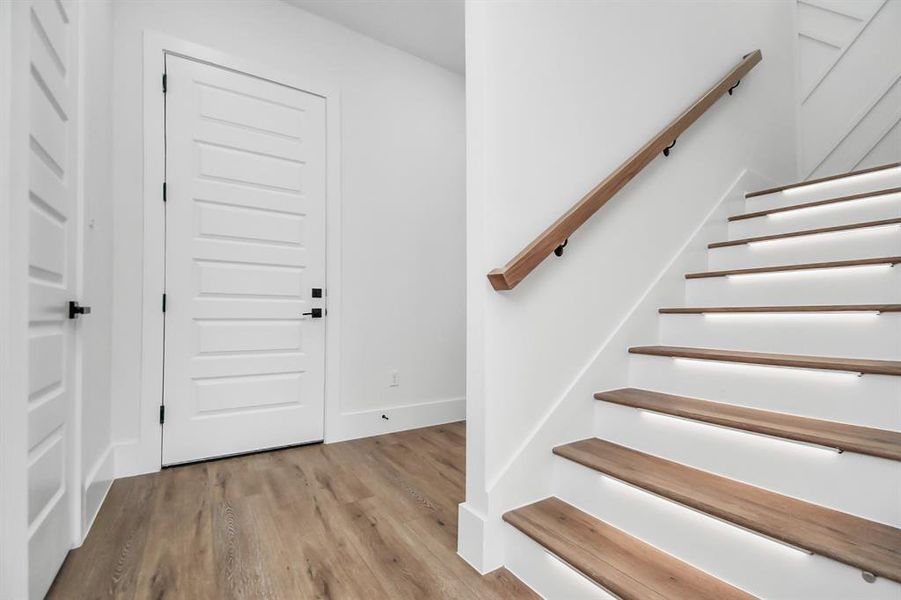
81;444;115;543
113;438;159;480
113;396;465;479
457;501;506;574
326;396;465;443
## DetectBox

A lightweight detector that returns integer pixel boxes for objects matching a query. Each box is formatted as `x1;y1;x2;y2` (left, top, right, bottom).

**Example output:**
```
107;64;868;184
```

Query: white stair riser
593;401;901;525
627;354;901;430
744;168;901;213
503;525;614;600
707;227;901;270
685;264;901;306
659;313;901;359
728;194;901;239
554;457;901;600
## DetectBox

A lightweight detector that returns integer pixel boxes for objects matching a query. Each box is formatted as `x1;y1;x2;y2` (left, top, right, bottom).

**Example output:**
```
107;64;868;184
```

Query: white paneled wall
797;0;901;178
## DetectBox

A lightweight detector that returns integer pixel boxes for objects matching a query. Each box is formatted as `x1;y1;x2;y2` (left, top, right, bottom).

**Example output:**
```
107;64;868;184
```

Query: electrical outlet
390;370;400;387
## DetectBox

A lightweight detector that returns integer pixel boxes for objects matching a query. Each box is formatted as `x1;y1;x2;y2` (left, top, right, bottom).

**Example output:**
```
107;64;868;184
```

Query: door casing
127;32;343;477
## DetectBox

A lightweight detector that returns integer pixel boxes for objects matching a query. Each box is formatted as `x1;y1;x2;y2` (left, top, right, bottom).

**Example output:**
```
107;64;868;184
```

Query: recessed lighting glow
542;550;615;598
639;409;842;455
726;263;894;280
747;224;901;248
673;357;862;379
781;167;901;196
767;191;901;219
702;311;880;320
596;470;814;556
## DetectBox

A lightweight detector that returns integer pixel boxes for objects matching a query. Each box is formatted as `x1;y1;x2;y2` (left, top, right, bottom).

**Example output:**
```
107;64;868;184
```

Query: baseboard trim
457;501;508;574
81;444;116;543
326;396;465;443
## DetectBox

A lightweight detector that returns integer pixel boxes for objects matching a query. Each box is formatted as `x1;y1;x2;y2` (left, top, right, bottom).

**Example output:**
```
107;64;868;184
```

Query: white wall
461;0;798;571
797;0;901;178
109;0;465;475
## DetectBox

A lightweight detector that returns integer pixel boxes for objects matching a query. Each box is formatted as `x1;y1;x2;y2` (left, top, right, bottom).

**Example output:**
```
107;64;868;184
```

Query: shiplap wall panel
797;0;901;178
860;120;901;168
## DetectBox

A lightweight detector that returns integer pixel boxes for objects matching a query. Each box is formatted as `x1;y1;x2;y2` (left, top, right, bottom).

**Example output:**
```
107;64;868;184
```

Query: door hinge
162;182;167;202
159;405;165;424
162;293;167;313
162;73;167;93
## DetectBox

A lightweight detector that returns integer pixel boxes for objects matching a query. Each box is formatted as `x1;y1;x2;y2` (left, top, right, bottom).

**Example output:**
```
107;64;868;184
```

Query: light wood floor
49;422;536;599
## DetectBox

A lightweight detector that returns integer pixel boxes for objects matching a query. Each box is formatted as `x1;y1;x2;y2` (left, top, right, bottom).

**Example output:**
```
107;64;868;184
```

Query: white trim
81;444;115;542
124;31;342;478
1;2;32;596
71;0;89;548
328;397;465;443
0;2;31;596
457;501;492;573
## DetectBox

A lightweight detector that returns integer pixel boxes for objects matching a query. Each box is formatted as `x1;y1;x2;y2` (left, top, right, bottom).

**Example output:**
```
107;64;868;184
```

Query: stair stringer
490;169;764;596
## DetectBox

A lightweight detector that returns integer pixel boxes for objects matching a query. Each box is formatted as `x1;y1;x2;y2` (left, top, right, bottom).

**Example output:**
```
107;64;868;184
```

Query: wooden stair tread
503;497;755;600
708;217;901;248
628;345;901;376
684;256;901;279
595;388;901;461
553;439;901;583
729;186;901;221
745;162;901;198
659;304;901;313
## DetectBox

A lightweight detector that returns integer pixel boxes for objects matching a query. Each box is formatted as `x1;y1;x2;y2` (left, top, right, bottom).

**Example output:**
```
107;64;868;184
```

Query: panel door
26;0;79;597
162;55;326;465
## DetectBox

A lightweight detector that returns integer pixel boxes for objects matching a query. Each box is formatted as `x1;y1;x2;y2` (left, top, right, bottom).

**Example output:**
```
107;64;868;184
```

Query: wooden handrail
487;50;763;291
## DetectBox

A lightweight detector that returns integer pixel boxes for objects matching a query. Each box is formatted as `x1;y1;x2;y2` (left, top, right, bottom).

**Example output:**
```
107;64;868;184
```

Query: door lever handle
68;301;91;319
302;308;323;318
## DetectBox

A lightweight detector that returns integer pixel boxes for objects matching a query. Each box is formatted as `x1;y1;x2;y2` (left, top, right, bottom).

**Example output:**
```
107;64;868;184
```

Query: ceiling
285;0;464;74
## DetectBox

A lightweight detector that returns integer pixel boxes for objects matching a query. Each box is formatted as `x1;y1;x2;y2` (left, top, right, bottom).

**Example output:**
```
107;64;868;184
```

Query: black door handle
302;308;323;318
68;301;91;319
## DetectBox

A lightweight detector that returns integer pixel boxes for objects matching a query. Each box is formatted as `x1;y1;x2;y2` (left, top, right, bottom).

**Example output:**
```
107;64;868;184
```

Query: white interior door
26;0;79;597
162;55;326;465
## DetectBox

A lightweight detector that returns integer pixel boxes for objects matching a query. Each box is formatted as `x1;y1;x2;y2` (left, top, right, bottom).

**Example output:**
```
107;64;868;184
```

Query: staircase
503;162;901;599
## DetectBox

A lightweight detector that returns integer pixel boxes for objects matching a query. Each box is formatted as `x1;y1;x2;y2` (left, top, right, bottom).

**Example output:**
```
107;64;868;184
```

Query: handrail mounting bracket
554;239;569;257
663;139;677;157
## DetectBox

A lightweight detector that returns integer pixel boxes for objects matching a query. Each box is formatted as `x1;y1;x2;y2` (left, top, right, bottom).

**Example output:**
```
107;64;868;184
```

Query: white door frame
128;31;342;476
0;2;30;596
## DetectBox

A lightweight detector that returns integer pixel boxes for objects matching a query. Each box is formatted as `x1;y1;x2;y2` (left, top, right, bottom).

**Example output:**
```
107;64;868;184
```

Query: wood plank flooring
48;422;537;600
